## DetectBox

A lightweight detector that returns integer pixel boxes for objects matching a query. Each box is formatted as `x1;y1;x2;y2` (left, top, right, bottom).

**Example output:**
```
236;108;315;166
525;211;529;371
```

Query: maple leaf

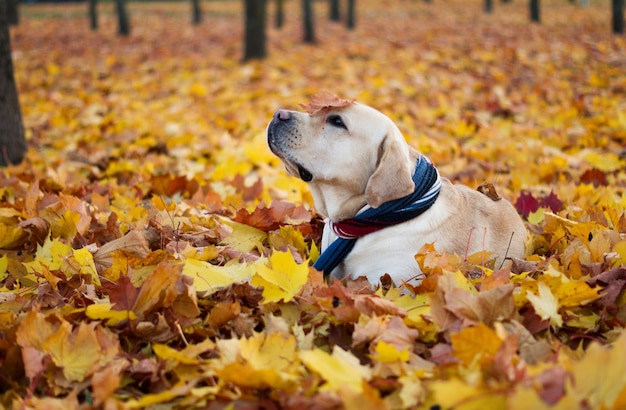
450;322;503;367
526;281;563;328
251;250;309;303
300;90;355;115
300;346;372;393
515;191;540;218
538;190;564;213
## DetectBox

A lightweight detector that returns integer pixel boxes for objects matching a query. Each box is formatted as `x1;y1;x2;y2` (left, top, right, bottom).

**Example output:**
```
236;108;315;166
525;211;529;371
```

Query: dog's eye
327;115;347;130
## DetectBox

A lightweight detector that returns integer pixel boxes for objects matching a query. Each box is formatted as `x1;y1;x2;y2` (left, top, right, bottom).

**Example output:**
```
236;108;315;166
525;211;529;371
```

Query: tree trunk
115;0;130;36
192;0;202;25
485;0;493;13
275;0;284;29
89;0;98;31
7;0;18;26
0;1;26;167
329;0;340;22
613;0;624;34
303;0;315;43
346;0;355;29
244;0;267;61
530;0;540;23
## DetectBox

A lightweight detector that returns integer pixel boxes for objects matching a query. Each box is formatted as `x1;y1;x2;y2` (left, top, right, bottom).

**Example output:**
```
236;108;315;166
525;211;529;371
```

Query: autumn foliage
1;0;626;408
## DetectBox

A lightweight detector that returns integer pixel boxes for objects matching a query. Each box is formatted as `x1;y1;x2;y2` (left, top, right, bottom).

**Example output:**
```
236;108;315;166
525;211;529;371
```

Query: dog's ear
365;135;415;208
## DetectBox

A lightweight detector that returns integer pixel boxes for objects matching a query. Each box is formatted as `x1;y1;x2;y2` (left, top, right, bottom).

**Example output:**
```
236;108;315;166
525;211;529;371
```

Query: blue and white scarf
313;155;442;279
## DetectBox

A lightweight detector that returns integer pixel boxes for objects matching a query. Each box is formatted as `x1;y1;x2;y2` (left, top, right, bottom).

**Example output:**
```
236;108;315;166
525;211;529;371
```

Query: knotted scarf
313;155;442;279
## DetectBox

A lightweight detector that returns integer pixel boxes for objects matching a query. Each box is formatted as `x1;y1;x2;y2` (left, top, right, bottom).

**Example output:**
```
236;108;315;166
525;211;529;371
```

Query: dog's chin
283;161;313;182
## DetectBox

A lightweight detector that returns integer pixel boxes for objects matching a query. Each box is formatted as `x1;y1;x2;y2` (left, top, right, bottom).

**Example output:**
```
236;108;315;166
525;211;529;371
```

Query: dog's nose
274;109;291;122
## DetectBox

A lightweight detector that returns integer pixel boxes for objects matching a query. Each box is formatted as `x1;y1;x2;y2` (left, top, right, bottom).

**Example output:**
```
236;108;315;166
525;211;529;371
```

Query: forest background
1;0;626;408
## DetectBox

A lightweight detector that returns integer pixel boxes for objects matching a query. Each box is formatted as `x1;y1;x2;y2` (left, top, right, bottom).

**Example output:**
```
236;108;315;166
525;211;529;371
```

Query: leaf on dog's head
300;91;355;115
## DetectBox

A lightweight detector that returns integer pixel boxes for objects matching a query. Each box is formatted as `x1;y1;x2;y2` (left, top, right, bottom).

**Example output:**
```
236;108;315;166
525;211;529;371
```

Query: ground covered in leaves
1;0;626;408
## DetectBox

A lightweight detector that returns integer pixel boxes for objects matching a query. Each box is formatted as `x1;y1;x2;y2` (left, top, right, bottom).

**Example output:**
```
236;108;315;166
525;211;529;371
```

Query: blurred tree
347;0;355;29
329;0;340;22
485;0;493;13
116;0;130;36
89;0;98;31
244;0;267;60
192;0;202;24
613;0;624;33
530;0;540;22
0;0;26;167
275;0;284;28
7;0;18;26
303;0;315;43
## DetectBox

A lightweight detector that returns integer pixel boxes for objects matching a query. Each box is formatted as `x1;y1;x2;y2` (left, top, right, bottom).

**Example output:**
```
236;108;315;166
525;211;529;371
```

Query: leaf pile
2;0;626;408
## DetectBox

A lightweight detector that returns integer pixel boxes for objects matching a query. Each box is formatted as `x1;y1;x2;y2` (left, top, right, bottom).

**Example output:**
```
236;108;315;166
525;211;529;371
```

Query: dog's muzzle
267;109;313;182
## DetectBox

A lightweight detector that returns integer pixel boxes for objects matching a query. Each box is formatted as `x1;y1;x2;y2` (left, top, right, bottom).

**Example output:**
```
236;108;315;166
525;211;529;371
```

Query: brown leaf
476;182;502;201
300;91;355;115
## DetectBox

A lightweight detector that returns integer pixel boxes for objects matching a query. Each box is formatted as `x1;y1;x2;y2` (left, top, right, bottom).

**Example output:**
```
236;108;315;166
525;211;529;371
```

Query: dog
267;94;527;286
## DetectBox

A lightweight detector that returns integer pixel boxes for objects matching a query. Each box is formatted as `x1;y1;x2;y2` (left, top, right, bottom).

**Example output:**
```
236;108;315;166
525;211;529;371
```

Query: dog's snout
274;109;292;122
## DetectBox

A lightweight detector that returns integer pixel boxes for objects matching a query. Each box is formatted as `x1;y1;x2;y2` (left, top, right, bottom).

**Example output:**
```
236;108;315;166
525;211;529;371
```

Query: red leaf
107;275;138;311
515;191;540;218
580;168;608;187
538;191;563;213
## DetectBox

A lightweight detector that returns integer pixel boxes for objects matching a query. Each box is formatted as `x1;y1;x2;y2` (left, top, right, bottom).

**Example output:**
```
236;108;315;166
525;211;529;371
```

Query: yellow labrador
267;98;526;286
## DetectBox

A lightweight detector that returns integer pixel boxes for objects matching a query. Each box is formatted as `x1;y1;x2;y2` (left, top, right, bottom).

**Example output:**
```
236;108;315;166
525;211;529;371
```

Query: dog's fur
267;101;526;285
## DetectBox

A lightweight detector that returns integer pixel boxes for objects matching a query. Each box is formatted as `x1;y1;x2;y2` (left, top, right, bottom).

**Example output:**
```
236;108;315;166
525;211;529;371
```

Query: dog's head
267;100;418;220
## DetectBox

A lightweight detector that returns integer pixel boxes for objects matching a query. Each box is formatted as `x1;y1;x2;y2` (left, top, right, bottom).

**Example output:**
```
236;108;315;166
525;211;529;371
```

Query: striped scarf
313;155;442;279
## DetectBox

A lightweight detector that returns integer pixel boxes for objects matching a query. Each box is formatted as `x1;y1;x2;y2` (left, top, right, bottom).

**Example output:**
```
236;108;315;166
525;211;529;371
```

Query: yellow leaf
371;340;410;363
85;303;137;326
572;330;626;409
0;223;25;248
132;261;181;318
526;281;562;327
16;310;59;351
583;150;624;172
300;346;372;393
217;332;299;390
42;321;104;382
126;383;193;409
24;236;73;274
528;207;545;225
0;255;7;281
219;218;266;253
450;322;503;367
153;343;199;365
251;250;309;303
72;247;101;286
183;258;254;293
429;377;504;409
188;82;208;97
554;280;600;307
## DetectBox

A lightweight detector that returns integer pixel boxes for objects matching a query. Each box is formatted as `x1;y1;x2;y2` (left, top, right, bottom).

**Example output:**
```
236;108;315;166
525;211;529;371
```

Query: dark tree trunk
115;0;130;36
89;0;98;31
303;0;315;43
530;0;540;23
7;0;18;26
192;0;202;25
244;0;267;61
485;0;493;13
275;0;284;29
346;0;355;29
329;0;340;22
501;0;511;2
613;0;624;34
0;1;26;167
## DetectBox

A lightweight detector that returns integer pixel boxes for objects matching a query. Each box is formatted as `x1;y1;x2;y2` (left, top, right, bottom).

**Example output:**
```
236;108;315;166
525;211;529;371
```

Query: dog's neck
308;183;368;222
